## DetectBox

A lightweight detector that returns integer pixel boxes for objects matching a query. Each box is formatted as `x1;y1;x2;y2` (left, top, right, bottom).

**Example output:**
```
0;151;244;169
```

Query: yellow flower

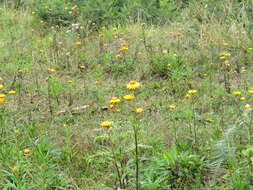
115;54;122;59
0;94;6;104
10;166;19;172
100;121;112;128
48;68;56;73
67;80;73;83
135;107;144;114
14;129;20;135
204;118;213;123
247;48;253;51
71;5;78;10
18;68;29;73
8;90;16;94
223;42;229;46
110;97;120;104
119;47;128;52
224;60;230;66
123;94;135;101
220;52;231;57
0;84;4;90
112;27;118;31
239;97;246;101
232;91;241;96
23;148;31;155
248;90;253;94
99;33;104;38
75;41;81;46
79;65;86;69
219;56;225;60
109;104;114;109
245;104;251;109
127;80;141;90
187;89;198;95
168;104;177;109
184;94;191;99
0;77;3;81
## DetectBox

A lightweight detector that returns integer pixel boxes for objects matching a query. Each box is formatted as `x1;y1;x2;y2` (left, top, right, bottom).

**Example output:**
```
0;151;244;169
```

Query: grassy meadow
0;0;253;189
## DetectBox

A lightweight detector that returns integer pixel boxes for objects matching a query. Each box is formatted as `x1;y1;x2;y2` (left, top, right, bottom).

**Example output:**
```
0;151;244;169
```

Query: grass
0;1;253;189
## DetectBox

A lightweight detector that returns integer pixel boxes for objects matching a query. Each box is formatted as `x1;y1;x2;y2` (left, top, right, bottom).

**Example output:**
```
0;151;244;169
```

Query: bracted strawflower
14;129;20;135
119;47;128;52
168;104;177;109
8;90;16;95
204;118;214;123
48;68;56;73
75;41;81;46
0;94;6;104
123;94;135;101
109;104;115;109
23;148;31;155
110;97;120;104
187;89;198;95
10;166;19;173
232;91;241;96
135;108;144;114
240;97;246;101
245;104;252;109
127;80;141;90
100;121;112;128
184;94;191;99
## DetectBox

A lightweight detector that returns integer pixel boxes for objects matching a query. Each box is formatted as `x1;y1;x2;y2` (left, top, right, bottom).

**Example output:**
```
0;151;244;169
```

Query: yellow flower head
187;89;198;95
135;107;144;114
0;84;4;90
223;42;229;46
48;68;56;73
99;33;104;38
245;104;252;109
248;90;253;94
10;166;19;172
127;80;141;90
247;48;253;51
168;104;177;109
0;77;3;81
184;94;191;99
220;52;231;57
119;47;128;52
100;121;112;128
8;90;16;95
23;148;31;155
18;68;29;73
232;91;241;96
71;5;78;10
112;27;118;31
110;97;120;104
0;94;6;104
109;104;115;109
115;54;122;59
75;41;81;46
79;65;86;69
14;129;20;135
204;118;213;123
67;80;73;84
239;97;246;101
123;94;135;101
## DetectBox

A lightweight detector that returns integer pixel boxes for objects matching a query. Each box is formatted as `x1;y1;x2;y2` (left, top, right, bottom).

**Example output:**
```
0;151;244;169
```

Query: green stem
133;125;139;190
